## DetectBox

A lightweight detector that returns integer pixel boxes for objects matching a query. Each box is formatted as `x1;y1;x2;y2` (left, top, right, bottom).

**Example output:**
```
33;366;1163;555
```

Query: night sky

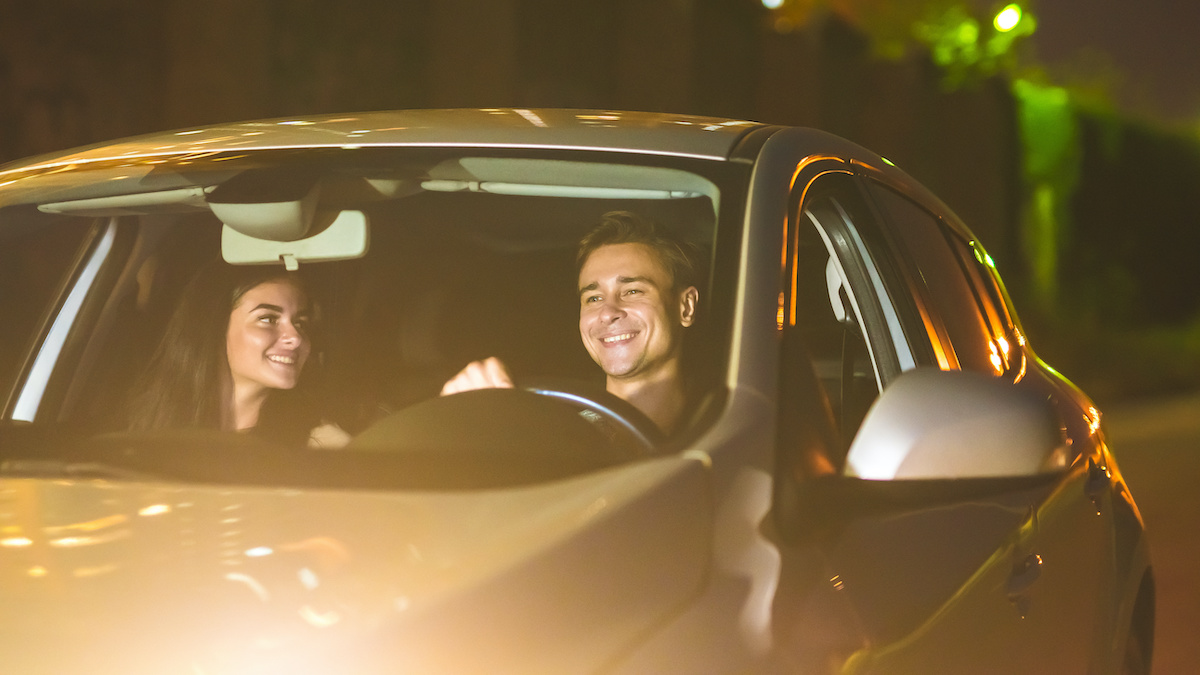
1030;0;1200;126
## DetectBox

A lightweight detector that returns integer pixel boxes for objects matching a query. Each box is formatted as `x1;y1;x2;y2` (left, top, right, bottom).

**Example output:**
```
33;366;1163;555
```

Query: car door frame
754;129;1121;671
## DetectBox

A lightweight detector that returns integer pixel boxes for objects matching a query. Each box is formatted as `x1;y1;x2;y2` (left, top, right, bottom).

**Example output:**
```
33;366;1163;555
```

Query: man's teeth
602;333;635;344
268;355;295;364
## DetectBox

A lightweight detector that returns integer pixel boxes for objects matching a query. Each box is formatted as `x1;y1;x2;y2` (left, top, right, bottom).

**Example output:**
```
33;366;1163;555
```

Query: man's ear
678;286;699;327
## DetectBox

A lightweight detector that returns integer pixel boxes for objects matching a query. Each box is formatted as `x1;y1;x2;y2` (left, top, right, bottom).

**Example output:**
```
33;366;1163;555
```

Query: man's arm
440;356;514;395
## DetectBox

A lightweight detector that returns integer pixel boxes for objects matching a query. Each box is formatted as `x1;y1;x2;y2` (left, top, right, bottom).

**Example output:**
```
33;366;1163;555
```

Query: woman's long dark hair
128;260;316;439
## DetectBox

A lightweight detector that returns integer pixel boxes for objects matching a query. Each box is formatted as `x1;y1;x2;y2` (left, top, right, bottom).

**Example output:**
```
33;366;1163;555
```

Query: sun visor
222;209;370;270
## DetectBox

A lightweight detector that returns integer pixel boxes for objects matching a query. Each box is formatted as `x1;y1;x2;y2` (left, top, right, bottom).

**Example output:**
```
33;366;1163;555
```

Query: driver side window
780;171;900;460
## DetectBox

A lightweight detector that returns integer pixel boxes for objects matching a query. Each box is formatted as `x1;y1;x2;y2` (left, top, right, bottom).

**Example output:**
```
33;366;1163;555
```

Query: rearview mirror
221;209;369;270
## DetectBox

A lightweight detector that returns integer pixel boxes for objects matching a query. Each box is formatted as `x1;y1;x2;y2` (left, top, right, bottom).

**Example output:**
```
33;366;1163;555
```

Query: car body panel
0;109;764;181
0;454;711;674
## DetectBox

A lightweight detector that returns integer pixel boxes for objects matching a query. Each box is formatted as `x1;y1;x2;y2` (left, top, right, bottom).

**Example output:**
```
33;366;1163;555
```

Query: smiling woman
224;277;311;429
128;261;324;445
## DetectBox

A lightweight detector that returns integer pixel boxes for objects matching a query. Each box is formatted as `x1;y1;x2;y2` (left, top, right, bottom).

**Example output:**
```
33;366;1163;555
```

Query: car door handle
1006;551;1042;618
1006;552;1043;598
1085;457;1111;514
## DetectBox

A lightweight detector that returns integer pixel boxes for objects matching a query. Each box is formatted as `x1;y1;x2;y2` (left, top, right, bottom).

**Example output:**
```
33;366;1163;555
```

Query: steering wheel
521;378;665;455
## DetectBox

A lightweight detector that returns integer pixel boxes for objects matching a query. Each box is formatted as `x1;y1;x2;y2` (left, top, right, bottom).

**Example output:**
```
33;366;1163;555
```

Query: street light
994;4;1023;32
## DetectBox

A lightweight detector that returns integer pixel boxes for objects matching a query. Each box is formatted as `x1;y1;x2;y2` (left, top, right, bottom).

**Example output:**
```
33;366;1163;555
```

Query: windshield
0;147;744;489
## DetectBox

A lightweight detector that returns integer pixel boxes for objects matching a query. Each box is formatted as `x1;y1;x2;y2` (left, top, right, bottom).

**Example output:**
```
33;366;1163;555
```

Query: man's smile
601;332;637;345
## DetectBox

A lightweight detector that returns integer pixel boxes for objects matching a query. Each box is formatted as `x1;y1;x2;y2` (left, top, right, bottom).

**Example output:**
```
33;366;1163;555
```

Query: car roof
0;109;775;177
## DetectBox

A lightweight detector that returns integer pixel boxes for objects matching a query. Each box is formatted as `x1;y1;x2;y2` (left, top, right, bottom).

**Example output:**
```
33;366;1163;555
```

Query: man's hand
440;357;515;396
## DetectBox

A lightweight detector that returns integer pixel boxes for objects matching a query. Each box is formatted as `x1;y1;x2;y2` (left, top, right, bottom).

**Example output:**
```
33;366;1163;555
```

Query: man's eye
584;295;601;304
625;288;642;296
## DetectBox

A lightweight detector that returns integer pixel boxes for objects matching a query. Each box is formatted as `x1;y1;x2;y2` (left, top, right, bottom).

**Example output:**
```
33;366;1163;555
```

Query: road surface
1101;390;1200;674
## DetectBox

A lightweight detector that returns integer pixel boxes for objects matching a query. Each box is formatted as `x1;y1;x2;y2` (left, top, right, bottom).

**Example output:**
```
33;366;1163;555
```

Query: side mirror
844;368;1069;480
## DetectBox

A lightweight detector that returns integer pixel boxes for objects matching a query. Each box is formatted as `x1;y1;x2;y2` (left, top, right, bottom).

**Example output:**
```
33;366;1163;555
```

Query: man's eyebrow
579;276;662;296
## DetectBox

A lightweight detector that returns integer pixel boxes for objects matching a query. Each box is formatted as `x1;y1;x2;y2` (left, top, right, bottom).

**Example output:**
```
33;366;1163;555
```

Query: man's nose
598;297;626;322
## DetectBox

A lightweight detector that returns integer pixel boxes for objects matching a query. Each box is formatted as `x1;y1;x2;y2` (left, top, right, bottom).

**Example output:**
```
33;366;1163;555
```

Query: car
0;108;1152;674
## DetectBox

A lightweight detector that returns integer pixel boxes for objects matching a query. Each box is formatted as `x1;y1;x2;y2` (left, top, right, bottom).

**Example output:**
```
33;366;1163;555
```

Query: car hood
0;454;712;674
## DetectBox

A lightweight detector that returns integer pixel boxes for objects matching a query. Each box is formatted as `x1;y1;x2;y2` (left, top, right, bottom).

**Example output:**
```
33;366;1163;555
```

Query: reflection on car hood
0;455;712;674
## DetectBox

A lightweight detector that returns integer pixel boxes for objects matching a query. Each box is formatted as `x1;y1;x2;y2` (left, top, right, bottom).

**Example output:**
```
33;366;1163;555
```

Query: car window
863;181;1001;375
0;216;93;405
945;236;1025;375
0;149;739;488
782;171;911;454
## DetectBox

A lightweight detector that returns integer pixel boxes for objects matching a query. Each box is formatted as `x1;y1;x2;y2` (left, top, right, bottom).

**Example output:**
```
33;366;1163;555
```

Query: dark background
4;0;1200;402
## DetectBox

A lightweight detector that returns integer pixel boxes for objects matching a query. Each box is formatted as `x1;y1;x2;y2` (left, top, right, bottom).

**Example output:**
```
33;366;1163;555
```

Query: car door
769;166;1116;672
855;177;1115;670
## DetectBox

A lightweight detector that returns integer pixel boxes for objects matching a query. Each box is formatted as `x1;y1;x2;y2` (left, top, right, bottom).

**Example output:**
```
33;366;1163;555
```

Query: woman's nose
279;321;303;345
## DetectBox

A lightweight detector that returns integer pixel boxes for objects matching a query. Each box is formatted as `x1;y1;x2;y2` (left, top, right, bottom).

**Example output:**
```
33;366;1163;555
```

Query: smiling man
574;212;699;434
442;211;700;436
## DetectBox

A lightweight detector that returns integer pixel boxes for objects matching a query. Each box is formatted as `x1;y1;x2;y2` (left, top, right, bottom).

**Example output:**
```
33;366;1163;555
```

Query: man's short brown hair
576;211;699;292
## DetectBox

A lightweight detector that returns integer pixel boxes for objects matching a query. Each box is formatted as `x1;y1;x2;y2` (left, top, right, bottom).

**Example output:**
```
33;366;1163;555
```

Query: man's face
578;242;696;383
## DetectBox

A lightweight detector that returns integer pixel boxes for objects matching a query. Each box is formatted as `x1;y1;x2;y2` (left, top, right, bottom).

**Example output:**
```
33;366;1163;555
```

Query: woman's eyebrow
250;303;284;313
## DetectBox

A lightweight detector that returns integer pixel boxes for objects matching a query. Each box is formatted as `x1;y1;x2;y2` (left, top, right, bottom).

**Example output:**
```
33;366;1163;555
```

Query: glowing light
298;567;319;590
73;564;119;578
582;498;609;520
27;566;48;578
994;5;1022;32
989;352;1004;372
1;537;32;547
514;109;548;127
761;0;784;8
245;546;273;557
50;536;87;548
958;21;979;44
225;572;269;601
278;120;315;126
139;504;170;516
300;605;341;627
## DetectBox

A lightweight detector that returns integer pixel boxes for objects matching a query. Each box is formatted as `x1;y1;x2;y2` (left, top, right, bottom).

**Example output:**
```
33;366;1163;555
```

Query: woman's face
225;279;311;397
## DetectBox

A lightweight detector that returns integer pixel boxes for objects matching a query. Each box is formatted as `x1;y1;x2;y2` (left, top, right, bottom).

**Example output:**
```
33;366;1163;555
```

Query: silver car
0;109;1152;674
